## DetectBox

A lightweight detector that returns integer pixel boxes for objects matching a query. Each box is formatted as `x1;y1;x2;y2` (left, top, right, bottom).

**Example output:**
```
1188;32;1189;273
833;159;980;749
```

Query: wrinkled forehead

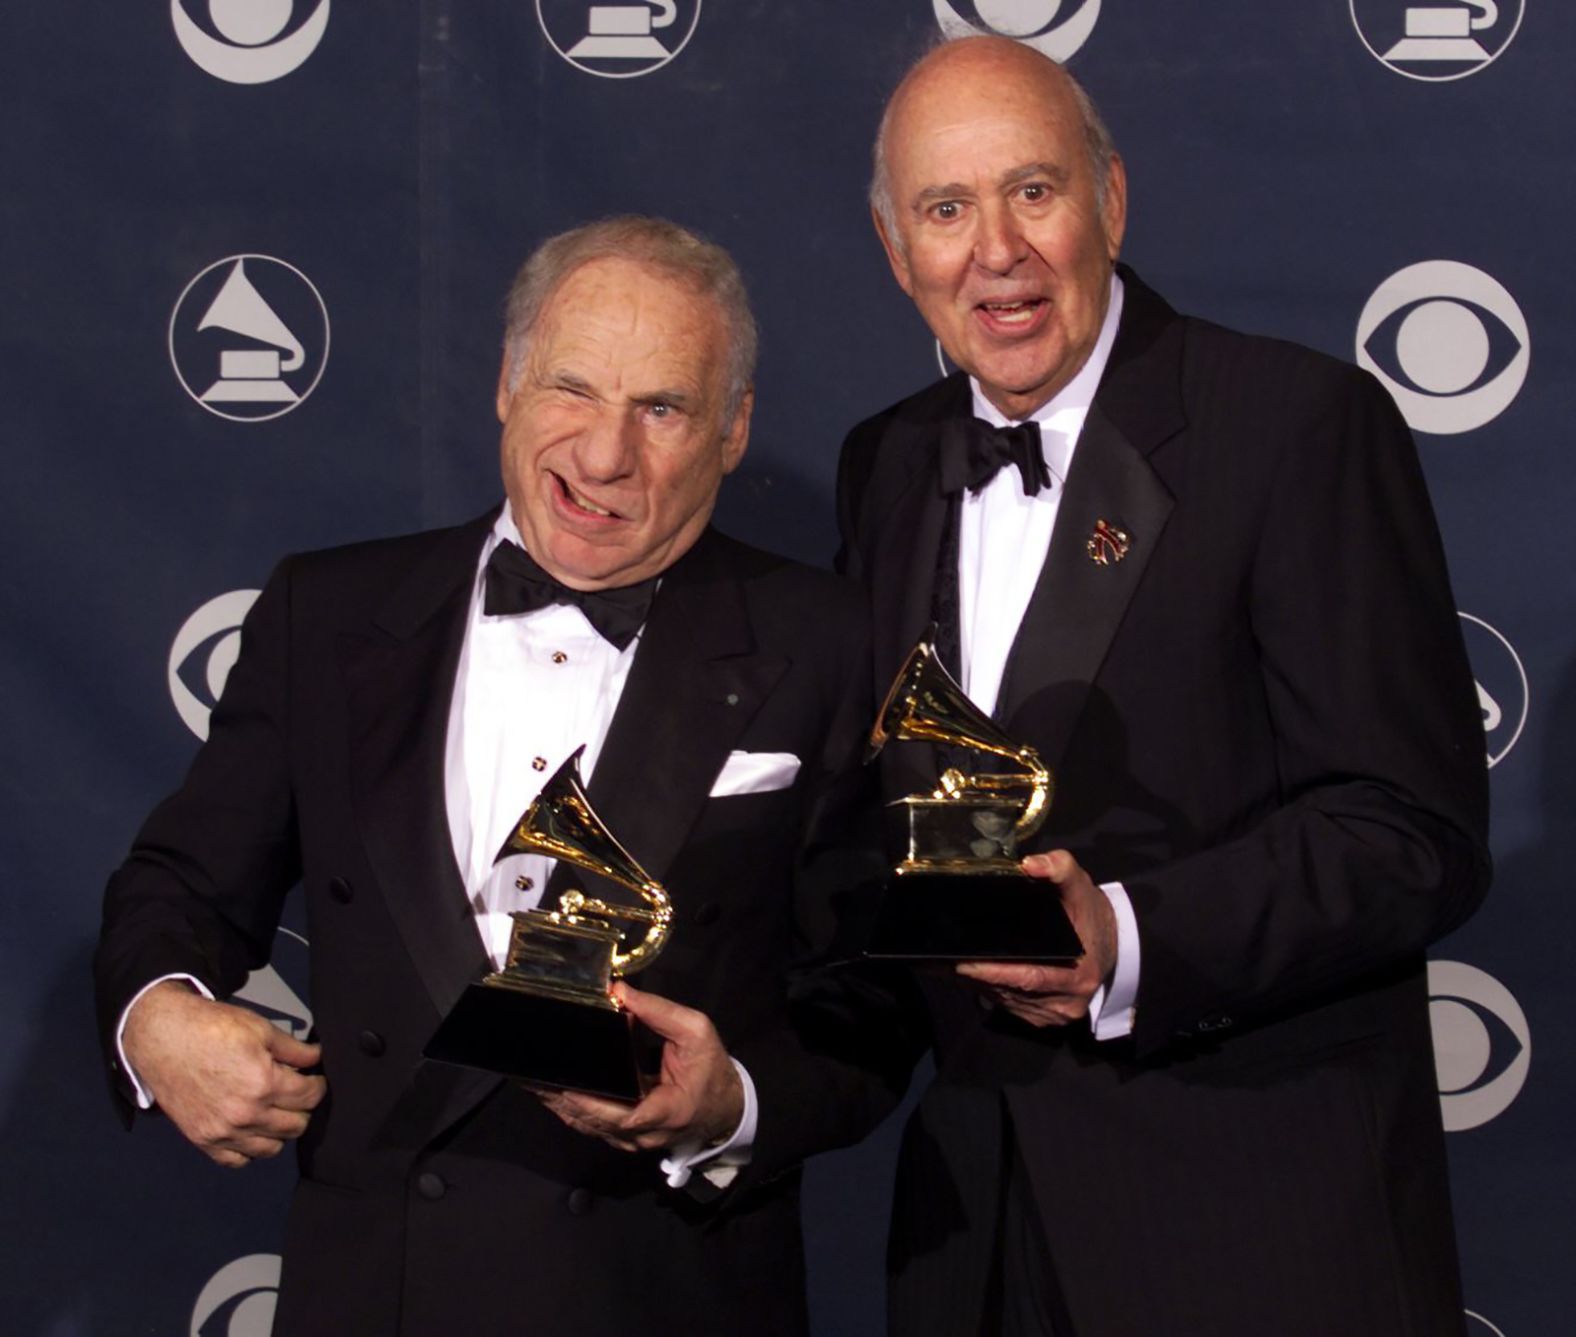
532;259;725;390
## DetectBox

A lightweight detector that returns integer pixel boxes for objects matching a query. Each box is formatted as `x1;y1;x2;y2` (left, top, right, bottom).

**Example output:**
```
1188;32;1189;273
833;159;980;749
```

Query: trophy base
862;870;1084;962
423;981;643;1103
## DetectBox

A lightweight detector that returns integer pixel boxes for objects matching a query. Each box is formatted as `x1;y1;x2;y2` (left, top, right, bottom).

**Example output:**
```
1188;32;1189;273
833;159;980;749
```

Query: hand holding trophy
424;746;672;1101
864;634;1083;962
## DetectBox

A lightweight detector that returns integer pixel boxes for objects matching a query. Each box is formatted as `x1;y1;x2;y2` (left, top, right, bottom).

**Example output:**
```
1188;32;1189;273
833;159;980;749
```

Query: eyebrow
632;388;697;410
1001;161;1071;190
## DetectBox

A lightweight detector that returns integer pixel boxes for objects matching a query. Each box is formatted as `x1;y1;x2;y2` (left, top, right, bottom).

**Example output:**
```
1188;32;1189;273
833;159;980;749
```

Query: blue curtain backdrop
2;4;1567;1334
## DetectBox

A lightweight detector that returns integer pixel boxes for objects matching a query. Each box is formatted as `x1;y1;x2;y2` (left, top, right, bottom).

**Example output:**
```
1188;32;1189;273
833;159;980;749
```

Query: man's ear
1101;153;1128;262
873;206;915;298
720;387;754;474
495;352;516;423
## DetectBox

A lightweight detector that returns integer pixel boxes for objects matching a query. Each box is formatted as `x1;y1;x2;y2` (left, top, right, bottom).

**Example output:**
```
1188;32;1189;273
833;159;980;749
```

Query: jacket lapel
341;512;495;1022
545;528;786;909
862;376;971;795
994;269;1185;767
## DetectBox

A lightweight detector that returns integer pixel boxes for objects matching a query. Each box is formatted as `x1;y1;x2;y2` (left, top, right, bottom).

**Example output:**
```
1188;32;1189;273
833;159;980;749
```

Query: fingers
205;1133;289;1167
270;1069;328;1112
261;1025;323;1071
538;1090;644;1152
956;957;1093;1029
955;961;1075;992
1020;849;1077;882
612;984;710;1046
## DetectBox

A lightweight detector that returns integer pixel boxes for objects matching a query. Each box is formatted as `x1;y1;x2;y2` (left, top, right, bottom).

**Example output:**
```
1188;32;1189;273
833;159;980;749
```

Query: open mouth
552;472;621;520
976;298;1047;329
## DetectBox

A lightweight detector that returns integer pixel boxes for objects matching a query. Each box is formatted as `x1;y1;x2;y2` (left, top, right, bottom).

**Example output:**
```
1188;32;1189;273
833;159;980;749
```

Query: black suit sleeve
1125;368;1490;1051
730;590;929;1189
93;557;302;1108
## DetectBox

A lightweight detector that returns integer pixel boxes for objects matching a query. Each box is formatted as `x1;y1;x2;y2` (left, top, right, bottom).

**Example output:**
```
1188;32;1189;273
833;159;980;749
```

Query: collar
968;270;1126;487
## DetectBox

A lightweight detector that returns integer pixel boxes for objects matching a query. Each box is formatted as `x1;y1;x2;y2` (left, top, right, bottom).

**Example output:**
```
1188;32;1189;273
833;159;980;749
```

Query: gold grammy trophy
863;634;1083;961
424;747;673;1101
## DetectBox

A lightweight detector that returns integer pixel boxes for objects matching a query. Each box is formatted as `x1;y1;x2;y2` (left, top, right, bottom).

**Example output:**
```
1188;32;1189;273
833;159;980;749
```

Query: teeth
983;301;1038;325
566;482;611;516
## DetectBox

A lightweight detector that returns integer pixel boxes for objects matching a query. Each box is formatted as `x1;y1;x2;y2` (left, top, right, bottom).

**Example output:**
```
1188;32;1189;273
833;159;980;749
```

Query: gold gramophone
424;747;672;1101
863;635;1082;961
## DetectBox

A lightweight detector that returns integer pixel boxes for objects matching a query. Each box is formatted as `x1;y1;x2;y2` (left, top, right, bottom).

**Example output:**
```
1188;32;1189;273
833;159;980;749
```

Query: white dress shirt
957;274;1141;1041
445;514;640;971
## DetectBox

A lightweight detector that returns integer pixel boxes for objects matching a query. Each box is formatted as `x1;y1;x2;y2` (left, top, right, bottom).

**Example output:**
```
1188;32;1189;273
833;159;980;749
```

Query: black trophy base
863;871;1084;963
424;982;642;1103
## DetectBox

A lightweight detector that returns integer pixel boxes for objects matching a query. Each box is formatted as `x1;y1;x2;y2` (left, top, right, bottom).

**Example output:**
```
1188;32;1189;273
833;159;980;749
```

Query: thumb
613;983;706;1045
261;1023;322;1070
1020;849;1075;883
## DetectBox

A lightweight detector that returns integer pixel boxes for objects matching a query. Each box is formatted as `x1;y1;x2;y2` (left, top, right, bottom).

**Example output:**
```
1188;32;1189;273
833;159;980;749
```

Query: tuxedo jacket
94;515;903;1337
836;270;1491;1337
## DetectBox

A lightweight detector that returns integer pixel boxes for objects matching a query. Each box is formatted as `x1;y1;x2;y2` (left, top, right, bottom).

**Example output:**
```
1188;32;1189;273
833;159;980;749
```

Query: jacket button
693;902;722;927
358;1030;386;1057
328;876;353;904
566;1187;593;1216
416;1172;446;1201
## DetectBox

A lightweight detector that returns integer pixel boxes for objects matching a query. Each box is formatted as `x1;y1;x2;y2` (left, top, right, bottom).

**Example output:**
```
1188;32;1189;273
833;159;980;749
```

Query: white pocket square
708;750;801;797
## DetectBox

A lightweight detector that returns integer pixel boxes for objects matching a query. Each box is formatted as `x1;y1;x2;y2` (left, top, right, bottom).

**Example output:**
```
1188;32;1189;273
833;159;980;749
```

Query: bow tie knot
483;540;655;651
939;417;1052;497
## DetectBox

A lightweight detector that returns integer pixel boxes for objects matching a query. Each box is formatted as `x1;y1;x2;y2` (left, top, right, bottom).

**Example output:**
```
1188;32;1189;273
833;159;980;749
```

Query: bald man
835;37;1489;1337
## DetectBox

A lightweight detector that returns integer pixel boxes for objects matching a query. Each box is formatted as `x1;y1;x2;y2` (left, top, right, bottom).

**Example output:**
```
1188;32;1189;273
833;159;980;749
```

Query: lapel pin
1087;519;1131;566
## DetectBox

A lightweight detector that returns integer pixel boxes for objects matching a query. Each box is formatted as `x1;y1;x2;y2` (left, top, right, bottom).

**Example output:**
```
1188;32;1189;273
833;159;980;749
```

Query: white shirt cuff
658;1057;757;1191
115;974;214;1109
1086;880;1140;1041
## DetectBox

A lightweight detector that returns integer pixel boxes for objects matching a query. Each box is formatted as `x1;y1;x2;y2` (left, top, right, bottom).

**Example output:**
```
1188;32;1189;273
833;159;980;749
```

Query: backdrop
2;4;1568;1335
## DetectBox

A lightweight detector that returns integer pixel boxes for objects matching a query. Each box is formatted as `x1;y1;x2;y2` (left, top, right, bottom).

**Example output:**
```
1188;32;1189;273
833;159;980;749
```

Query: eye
1019;182;1050;203
930;201;963;223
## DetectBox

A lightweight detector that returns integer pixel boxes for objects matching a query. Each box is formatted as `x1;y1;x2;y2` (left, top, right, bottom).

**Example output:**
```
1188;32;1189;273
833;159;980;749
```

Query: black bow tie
483;540;656;651
938;417;1051;497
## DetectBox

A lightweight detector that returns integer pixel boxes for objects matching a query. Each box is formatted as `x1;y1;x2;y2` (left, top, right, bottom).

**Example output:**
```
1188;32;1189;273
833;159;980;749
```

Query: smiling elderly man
95;216;904;1337
836;37;1490;1337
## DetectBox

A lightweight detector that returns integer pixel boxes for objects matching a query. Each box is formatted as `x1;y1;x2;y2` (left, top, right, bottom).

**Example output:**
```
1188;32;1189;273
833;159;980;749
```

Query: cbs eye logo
934;0;1102;60
1428;960;1531;1132
171;0;330;84
190;1253;280;1337
1356;260;1529;436
168;590;261;740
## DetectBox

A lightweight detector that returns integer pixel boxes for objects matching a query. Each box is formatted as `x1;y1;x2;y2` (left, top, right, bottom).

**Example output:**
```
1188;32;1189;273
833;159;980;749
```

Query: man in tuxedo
95;217;905;1336
838;37;1491;1337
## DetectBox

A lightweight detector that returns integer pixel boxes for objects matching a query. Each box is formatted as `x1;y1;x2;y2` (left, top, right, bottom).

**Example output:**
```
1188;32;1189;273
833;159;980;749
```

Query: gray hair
502;215;758;419
869;40;1118;252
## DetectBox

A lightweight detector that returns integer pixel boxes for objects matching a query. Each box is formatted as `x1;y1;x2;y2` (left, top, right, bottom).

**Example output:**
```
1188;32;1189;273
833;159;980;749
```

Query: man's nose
973;202;1028;275
574;406;640;482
